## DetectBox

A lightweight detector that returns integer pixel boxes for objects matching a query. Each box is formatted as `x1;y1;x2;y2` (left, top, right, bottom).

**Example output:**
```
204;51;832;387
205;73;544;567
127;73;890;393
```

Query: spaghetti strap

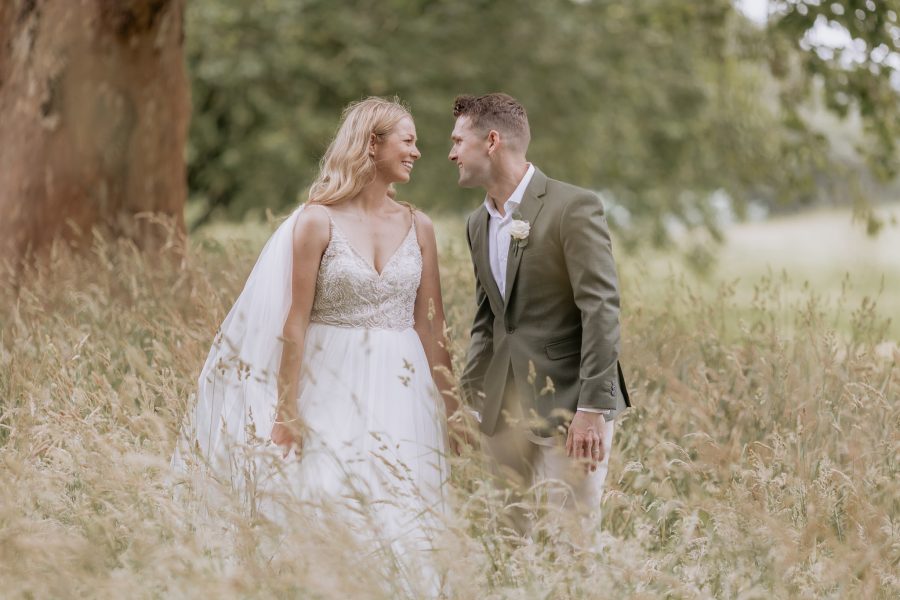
305;203;335;242
306;202;334;223
395;200;416;222
405;204;422;245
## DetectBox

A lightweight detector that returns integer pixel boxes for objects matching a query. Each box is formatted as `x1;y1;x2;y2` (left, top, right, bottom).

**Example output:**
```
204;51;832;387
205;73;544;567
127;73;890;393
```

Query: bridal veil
171;206;304;501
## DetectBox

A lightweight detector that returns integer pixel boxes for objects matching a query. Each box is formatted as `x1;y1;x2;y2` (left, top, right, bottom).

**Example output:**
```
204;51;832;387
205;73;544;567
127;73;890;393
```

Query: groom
450;93;629;525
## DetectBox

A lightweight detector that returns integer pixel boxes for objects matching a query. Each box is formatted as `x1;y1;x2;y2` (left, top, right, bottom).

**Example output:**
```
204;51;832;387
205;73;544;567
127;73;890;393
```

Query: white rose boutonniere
509;217;530;252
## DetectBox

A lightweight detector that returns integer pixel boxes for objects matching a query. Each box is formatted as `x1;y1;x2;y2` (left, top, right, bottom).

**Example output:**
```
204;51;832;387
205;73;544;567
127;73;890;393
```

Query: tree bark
0;0;189;272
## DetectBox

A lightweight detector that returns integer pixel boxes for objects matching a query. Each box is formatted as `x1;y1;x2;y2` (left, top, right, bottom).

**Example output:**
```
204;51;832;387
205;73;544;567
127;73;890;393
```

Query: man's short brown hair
453;93;530;151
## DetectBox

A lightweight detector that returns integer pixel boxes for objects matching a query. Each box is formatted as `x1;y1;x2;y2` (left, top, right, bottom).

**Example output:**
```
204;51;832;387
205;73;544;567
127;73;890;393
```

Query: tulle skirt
174;322;449;594
277;323;450;572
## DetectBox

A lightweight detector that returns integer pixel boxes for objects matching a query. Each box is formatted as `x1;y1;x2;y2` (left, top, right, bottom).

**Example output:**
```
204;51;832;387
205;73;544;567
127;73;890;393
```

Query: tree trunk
0;0;189;272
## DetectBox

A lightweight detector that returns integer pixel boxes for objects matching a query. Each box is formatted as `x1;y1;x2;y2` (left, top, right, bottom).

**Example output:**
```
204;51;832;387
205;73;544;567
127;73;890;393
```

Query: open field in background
0;205;897;598
636;203;900;341
431;201;900;342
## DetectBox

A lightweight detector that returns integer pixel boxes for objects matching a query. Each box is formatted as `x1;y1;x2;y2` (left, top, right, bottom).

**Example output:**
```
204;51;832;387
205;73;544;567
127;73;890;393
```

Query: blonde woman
174;99;455;581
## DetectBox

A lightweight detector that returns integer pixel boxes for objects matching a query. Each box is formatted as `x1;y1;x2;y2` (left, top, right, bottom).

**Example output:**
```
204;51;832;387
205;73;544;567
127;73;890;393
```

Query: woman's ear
369;133;378;157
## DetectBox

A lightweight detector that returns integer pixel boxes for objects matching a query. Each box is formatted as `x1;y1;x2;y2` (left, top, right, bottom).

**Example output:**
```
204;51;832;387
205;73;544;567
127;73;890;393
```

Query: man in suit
449;93;629;530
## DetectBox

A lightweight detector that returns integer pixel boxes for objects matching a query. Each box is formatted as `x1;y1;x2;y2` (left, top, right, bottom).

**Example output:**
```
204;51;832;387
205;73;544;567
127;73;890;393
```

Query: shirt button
506;325;515;334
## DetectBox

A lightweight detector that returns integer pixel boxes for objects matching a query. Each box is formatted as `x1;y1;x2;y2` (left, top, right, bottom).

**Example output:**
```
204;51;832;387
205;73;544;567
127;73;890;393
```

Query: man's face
449;116;490;189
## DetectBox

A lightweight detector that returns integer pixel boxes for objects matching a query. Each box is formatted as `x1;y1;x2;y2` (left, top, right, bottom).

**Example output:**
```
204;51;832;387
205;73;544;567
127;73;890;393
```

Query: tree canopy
185;0;900;242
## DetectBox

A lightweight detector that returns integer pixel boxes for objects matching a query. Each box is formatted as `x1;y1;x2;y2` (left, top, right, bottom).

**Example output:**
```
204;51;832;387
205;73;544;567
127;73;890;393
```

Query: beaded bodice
310;215;421;331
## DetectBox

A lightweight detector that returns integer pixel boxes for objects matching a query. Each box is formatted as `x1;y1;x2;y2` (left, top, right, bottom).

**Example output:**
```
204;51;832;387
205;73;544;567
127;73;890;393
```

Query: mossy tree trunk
0;0;189;272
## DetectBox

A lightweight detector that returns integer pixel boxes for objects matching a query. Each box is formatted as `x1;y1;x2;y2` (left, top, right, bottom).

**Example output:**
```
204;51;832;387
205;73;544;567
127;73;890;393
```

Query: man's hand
565;410;607;472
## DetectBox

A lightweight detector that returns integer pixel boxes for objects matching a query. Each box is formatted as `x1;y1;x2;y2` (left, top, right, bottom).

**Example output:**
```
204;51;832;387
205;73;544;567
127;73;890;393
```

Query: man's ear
487;130;501;155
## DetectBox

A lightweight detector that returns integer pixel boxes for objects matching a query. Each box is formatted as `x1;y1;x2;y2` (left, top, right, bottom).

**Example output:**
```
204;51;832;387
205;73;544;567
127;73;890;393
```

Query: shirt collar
483;163;536;220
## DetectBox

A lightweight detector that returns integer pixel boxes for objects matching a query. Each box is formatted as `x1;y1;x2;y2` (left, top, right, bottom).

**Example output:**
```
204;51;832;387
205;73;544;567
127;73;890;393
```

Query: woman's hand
447;408;480;455
271;418;304;457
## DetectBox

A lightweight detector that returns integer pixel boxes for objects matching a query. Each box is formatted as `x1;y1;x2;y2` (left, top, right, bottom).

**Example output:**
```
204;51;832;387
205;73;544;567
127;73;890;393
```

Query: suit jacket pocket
545;337;580;360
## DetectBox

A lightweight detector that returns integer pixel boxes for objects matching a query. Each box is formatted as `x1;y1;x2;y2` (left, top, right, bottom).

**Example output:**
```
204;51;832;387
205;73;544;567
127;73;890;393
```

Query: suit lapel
472;206;504;309
503;168;547;307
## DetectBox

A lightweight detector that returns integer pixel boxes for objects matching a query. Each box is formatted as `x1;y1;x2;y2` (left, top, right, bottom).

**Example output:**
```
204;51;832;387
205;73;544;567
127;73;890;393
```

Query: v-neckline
328;216;415;278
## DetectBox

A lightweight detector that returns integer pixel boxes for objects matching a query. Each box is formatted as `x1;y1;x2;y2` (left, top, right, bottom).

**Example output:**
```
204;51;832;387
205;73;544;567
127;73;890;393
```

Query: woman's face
372;116;420;184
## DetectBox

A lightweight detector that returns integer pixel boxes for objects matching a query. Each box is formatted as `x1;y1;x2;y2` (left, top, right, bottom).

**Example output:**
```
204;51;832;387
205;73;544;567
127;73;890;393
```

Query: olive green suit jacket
461;167;630;437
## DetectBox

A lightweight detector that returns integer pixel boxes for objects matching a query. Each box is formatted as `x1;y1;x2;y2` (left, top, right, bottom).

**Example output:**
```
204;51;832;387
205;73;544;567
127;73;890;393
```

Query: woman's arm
272;206;331;451
411;211;458;419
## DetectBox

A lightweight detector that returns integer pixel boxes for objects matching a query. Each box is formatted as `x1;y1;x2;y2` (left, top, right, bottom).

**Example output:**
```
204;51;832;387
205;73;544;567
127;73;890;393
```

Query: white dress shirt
483;164;607;417
484;164;535;299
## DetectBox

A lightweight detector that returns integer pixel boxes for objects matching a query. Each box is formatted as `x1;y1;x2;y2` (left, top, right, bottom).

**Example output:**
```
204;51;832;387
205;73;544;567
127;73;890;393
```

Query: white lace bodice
310;214;421;331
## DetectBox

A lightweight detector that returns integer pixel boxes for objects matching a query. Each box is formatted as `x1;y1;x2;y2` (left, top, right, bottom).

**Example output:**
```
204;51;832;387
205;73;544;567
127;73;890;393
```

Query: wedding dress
172;205;449;582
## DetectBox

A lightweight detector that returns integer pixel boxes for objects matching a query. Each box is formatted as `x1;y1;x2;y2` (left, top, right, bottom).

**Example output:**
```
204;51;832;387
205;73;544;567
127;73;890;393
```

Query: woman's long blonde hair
307;97;412;206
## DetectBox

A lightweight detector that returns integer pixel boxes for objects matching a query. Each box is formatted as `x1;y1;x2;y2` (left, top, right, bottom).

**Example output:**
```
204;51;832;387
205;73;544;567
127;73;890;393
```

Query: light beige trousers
484;417;615;541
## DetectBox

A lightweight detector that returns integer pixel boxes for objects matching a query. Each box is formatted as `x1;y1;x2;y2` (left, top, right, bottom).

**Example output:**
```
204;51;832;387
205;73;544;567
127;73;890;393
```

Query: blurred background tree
0;0;189;271
185;0;899;245
765;0;900;235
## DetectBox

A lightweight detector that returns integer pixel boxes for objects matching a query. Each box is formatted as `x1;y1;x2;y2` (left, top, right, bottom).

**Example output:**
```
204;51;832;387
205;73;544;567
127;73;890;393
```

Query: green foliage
768;0;900;180
186;0;898;242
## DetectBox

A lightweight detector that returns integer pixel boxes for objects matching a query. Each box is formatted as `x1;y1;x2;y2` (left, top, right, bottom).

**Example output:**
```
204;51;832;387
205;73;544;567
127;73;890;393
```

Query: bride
172;98;459;573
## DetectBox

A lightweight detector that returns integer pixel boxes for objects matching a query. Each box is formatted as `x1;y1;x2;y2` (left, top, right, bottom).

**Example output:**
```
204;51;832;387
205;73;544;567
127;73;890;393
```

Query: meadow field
1;206;897;598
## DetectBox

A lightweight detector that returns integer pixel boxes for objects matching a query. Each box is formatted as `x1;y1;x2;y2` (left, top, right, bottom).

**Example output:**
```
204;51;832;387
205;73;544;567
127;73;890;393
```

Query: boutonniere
509;214;530;253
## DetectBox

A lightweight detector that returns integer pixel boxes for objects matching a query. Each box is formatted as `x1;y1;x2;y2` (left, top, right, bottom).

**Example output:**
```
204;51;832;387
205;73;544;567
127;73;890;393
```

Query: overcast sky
734;0;900;88
735;0;769;24
736;0;870;55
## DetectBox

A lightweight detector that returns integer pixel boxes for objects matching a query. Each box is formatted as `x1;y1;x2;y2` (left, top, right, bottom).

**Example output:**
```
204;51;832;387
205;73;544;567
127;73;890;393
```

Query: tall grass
1;216;897;599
